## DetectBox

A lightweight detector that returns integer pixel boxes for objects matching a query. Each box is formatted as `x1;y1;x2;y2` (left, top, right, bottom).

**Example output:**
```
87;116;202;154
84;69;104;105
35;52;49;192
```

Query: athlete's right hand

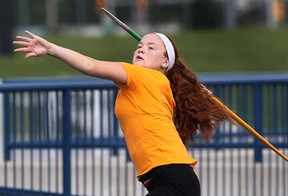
13;30;51;58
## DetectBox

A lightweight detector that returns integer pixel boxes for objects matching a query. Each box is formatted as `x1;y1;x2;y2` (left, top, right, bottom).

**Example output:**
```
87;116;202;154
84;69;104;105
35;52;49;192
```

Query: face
132;33;169;72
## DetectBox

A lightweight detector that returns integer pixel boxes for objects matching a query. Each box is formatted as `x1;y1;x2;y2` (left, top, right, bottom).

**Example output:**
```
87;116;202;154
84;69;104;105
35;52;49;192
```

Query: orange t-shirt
114;63;197;179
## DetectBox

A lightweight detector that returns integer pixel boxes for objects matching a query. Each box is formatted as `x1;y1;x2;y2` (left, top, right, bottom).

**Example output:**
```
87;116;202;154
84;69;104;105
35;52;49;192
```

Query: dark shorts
140;164;201;196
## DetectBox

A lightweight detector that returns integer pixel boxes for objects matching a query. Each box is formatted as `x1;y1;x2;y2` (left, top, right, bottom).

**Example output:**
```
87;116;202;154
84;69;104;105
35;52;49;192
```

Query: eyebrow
138;42;158;46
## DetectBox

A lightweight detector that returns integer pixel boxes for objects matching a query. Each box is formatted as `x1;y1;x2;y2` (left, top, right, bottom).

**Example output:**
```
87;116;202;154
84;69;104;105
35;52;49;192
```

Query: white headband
155;33;175;71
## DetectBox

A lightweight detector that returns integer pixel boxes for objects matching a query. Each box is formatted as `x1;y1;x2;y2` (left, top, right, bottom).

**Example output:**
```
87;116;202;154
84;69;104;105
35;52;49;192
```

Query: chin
133;61;144;66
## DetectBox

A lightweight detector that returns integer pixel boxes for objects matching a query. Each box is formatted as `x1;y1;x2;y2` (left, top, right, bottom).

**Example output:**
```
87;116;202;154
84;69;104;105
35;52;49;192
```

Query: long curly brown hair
165;37;231;145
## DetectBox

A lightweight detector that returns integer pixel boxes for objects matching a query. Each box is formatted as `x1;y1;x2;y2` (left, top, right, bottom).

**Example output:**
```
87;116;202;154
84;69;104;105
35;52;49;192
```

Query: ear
161;58;169;69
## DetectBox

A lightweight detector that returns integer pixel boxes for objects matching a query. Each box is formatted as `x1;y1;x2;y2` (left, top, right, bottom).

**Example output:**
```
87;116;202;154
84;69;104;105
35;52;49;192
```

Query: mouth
136;55;144;60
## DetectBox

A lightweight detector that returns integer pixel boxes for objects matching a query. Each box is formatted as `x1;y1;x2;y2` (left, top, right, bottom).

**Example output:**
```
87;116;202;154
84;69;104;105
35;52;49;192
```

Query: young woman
13;31;230;196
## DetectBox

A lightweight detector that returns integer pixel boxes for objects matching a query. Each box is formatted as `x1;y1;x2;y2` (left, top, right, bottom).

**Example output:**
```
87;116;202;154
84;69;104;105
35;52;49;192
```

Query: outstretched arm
13;31;127;84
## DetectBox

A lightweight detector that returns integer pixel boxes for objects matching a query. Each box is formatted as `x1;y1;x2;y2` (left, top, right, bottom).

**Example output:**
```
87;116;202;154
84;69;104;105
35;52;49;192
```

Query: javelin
100;8;288;162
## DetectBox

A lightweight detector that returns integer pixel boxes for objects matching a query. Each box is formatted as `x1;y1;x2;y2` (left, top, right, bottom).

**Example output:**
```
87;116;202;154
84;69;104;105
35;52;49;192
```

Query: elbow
83;59;95;76
85;64;94;76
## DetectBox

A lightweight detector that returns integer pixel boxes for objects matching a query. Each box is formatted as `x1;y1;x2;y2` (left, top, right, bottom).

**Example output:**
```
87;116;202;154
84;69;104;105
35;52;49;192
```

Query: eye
148;46;154;50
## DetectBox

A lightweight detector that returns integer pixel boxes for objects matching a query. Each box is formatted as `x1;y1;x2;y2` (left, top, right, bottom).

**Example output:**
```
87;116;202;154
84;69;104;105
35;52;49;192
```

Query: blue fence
0;74;287;196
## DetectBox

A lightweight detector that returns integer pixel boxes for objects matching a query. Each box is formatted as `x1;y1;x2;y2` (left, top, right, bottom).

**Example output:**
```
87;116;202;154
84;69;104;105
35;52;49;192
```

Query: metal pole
266;0;277;28
19;0;29;26
0;80;3;163
225;0;236;29
46;0;59;32
0;0;13;54
62;90;71;196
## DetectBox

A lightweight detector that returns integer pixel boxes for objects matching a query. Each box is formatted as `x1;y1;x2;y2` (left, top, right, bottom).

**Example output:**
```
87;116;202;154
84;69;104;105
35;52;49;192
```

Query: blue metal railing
0;74;287;196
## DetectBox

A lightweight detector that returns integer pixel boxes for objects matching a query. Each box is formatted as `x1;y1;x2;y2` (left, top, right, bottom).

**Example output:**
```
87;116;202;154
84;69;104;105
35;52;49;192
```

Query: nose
138;47;144;54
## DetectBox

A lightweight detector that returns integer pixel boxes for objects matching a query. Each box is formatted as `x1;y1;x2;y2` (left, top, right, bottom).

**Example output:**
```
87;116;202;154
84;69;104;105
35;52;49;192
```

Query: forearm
46;42;126;83
14;31;126;81
13;31;127;81
48;43;94;75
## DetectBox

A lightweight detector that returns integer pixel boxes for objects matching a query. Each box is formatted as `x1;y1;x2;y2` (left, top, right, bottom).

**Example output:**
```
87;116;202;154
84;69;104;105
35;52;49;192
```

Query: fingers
14;47;28;53
13;32;34;53
13;47;36;58
13;31;39;58
14;30;36;43
13;47;31;56
25;30;36;38
13;40;30;47
25;52;37;58
13;39;31;53
14;35;32;42
13;31;47;58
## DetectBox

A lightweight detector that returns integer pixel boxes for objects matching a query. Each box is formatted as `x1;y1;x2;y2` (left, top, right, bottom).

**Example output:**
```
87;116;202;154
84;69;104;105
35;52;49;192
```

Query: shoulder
116;62;168;88
121;63;166;82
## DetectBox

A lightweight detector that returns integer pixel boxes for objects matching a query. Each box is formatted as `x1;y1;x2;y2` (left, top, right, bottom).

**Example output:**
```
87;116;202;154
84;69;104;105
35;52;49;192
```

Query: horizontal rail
1;73;288;92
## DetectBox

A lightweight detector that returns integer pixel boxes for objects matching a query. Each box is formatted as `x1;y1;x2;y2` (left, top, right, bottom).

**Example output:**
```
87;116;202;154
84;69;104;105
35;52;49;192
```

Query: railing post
113;88;119;156
253;84;263;162
62;89;71;196
3;93;10;161
0;80;3;162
